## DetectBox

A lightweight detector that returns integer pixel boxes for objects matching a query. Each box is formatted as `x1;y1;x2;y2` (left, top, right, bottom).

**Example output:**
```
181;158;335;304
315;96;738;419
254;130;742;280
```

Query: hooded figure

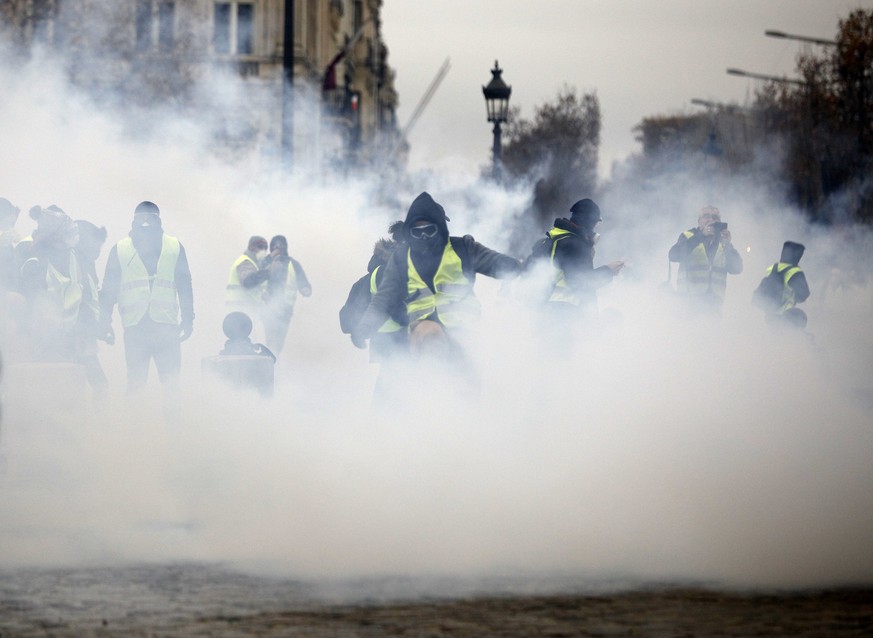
753;240;810;327
525;198;624;319
99;200;194;395
352;191;522;358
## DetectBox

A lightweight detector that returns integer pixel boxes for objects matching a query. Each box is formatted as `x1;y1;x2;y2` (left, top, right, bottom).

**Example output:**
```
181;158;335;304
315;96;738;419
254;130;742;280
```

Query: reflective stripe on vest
677;230;729;297
117;235;180;327
764;262;803;314
226;254;265;309
406;242;480;327
279;261;298;309
545;228;579;305
370;265;403;333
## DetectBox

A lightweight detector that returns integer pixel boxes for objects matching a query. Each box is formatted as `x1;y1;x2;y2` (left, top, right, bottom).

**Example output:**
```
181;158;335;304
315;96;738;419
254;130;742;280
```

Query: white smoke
1;33;872;594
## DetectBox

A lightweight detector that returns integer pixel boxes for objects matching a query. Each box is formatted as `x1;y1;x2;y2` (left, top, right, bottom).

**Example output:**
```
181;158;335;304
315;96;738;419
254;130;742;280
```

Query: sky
1;6;873;595
381;0;873;180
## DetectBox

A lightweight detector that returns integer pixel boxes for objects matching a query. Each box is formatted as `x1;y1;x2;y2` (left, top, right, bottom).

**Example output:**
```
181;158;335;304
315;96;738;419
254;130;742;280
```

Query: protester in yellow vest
668;205;743;316
352;192;522;359
18;206;90;365
71;219;109;394
99;201;194;393
225;235;270;321
752;240;810;330
262;234;311;359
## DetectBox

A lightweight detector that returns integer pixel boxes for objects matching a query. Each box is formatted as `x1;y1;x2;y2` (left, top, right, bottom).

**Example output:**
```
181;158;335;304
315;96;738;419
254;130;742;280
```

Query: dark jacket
668;227;744;274
544;217;614;295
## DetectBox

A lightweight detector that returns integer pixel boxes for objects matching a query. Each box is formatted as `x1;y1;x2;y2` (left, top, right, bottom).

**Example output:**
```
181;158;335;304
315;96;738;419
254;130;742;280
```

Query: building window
157;2;175;52
135;1;176;52
32;0;57;45
214;2;255;55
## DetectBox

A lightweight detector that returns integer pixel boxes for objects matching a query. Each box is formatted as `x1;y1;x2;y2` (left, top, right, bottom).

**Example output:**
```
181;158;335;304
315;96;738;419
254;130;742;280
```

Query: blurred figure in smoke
0;198;27;365
352;192;521;372
99;201;194;396
0;197;21;292
72;219;109;395
668;205;743;317
225;236;270;332
262;234;311;359
752;241;810;331
524;198;625;344
18;207;100;374
340;221;407;401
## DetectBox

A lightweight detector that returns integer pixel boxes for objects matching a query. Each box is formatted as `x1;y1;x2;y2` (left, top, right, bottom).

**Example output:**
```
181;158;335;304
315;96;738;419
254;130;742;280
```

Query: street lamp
482;60;511;179
765;29;836;47
727;67;806;86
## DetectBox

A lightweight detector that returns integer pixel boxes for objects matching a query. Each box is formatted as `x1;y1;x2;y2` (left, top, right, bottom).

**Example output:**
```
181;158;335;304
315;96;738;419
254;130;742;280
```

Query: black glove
179;320;193;342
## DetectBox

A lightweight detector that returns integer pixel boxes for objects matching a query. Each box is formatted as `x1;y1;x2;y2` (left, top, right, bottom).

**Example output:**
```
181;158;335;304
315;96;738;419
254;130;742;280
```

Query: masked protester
99;201;194;396
261;234;311;359
225;235;270;329
352;192;522;366
524;198;624;334
18;206;98;373
668;205;743;317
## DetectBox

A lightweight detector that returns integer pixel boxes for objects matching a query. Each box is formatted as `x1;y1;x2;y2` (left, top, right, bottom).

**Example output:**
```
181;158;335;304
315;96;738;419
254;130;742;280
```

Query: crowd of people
0;191;811;406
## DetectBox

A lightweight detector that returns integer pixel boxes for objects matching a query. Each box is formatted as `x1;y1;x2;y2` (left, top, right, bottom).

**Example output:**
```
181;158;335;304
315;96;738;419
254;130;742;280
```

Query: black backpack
752;263;785;310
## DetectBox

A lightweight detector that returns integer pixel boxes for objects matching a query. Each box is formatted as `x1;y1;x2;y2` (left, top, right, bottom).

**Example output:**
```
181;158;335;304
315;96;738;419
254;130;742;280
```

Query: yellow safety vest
226;254;266;310
406;242;480;328
546;228;580;305
764;262;803;314
677;230;729;298
370;265;403;333
24;252;83;331
116;235;180;327
276;261;298;310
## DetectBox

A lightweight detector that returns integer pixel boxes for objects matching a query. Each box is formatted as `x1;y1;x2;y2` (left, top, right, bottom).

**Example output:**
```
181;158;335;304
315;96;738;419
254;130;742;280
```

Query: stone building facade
0;0;400;173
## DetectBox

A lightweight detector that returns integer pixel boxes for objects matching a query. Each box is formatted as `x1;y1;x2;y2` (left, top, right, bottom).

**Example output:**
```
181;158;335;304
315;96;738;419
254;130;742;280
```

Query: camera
712;221;728;233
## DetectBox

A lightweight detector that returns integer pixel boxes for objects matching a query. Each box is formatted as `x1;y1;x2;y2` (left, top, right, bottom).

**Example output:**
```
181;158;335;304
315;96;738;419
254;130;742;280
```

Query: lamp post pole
482;60;511;180
281;0;294;173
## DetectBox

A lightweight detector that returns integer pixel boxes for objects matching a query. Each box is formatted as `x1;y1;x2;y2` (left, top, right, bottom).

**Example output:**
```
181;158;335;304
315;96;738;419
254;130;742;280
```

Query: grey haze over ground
0;22;872;598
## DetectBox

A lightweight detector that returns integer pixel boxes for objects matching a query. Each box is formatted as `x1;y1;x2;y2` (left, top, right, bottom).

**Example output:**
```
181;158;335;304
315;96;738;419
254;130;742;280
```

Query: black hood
403;192;450;242
780;241;805;266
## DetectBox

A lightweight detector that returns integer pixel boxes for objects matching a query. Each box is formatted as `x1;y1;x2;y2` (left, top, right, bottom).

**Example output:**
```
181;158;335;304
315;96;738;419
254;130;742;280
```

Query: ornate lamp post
482;60;511;179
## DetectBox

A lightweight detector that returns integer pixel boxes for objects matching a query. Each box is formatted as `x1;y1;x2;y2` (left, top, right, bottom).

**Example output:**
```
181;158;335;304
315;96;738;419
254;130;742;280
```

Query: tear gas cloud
1;38;872;595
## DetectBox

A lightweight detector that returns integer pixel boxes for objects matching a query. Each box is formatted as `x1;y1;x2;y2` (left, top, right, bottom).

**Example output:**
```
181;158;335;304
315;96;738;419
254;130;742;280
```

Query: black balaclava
404;192;450;254
130;200;163;249
403;192;451;287
780;241;805;266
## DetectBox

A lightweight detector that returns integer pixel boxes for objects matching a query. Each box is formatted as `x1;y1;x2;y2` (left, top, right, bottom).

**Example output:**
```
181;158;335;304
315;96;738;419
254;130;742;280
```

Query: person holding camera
668;206;743;317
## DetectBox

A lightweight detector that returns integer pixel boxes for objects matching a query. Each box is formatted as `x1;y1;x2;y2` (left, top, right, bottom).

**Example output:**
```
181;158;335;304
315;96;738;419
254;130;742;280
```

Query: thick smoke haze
1;38;873;595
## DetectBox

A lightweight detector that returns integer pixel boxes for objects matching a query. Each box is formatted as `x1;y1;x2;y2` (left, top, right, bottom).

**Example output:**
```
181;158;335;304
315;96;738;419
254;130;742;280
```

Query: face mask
255;249;267;262
593;232;601;245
